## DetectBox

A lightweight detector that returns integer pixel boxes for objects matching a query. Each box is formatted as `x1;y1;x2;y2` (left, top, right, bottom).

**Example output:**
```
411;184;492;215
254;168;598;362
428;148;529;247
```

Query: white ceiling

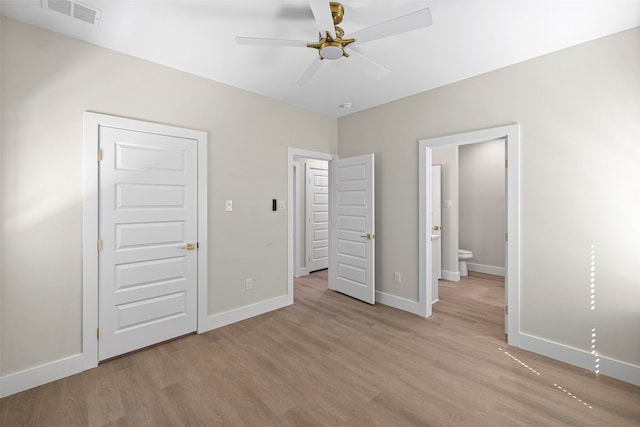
2;1;640;117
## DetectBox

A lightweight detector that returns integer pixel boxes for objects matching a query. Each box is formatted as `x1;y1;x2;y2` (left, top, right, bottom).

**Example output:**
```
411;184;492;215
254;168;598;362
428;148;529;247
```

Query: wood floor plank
1;270;639;426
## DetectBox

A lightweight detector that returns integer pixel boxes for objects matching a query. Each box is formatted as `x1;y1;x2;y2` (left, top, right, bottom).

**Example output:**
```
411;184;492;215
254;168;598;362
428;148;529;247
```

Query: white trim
375;291;421;316
514;333;640;387
0;354;83;398
82;112;208;368
442;270;461;282
82;113;100;370
288;148;337;303
467;263;505;277
201;295;291;331
418;124;520;338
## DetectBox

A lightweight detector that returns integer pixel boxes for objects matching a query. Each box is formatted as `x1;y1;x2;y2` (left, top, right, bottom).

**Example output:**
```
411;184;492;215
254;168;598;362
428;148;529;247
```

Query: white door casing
98;127;198;360
431;164;442;302
83;112;207;369
306;161;329;272
329;154;375;304
418;124;518;341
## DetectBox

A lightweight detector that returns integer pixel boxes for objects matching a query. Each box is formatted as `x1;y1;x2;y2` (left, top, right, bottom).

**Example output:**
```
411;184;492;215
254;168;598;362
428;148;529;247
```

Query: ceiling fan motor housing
330;2;344;25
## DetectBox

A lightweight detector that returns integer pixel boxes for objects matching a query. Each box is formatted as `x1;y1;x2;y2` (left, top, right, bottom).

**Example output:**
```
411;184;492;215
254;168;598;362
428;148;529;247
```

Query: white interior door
329;154;375;304
306;161;329;272
98;126;198;360
431;164;442;302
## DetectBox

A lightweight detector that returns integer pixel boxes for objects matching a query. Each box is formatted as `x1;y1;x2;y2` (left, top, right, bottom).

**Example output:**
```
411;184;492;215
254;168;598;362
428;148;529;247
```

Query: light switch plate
278;200;286;210
225;200;233;211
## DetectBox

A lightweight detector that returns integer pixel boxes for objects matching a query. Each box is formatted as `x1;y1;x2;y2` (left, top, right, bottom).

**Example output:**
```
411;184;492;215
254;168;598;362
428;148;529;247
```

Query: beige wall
338;27;640;366
432;145;459;275
2;15;639;383
0;18;337;375
459;139;505;269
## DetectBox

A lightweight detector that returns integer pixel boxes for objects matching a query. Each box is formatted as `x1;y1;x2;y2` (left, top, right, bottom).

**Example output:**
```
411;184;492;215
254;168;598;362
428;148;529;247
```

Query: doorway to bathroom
418;124;520;343
432;138;506;280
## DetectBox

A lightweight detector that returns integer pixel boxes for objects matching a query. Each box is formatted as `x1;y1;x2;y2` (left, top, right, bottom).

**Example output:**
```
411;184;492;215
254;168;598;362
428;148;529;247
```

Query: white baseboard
1;296;292;398
295;267;308;278
511;332;640;387
442;270;460;282
467;262;505;276
201;294;292;332
4;299;637;400
375;291;421;316
0;353;84;398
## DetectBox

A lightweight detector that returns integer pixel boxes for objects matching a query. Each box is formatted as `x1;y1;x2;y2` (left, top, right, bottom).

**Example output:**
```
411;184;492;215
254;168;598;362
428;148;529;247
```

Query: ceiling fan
236;1;433;84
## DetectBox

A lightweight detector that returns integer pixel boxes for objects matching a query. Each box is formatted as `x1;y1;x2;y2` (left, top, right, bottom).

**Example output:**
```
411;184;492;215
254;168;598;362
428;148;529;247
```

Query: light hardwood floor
2;271;639;426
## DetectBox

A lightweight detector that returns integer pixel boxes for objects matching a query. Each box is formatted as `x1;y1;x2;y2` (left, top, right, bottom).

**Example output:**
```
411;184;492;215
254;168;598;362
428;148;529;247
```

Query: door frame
418;124;520;343
82;112;208;369
287;148;337;302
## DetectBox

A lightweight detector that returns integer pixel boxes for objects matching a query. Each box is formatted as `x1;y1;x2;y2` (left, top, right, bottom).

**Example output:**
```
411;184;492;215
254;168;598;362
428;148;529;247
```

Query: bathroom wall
459;139;506;275
432;146;459;277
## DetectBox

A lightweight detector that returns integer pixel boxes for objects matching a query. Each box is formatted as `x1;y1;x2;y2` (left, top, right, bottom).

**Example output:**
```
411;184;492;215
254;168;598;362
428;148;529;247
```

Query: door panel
306;162;329;271
329;154;375;304
99;126;197;360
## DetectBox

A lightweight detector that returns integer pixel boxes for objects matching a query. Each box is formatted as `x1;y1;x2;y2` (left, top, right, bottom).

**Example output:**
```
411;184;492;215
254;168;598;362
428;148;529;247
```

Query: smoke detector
41;0;102;25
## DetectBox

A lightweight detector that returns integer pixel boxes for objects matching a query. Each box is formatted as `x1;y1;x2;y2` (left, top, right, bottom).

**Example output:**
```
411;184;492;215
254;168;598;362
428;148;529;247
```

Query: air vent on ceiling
41;0;102;25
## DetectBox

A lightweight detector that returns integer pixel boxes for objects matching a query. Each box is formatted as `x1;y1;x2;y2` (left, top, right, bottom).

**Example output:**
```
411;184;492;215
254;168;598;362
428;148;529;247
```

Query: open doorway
287;148;376;305
287;149;337;303
432;139;507;334
293;158;329;278
432;139;506;281
418;124;520;344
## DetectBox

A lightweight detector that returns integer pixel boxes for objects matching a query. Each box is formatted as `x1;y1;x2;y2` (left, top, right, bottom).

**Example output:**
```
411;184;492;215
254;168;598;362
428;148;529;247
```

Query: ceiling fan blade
296;56;324;85
235;37;311;48
348;8;432;45
345;48;390;80
309;1;336;40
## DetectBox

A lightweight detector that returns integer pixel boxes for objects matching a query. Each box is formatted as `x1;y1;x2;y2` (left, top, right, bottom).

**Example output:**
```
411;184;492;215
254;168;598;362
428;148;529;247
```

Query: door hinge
97;327;101;339
97;149;103;162
505;306;509;315
505;233;508;242
97;239;102;251
505;159;508;169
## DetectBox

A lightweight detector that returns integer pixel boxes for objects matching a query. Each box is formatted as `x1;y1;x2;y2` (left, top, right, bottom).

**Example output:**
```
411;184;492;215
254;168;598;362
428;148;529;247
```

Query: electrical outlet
225;200;233;212
245;278;253;290
394;272;401;283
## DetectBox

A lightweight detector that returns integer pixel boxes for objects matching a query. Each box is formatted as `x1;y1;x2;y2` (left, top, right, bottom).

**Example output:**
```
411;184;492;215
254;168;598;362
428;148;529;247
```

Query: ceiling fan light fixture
319;42;344;60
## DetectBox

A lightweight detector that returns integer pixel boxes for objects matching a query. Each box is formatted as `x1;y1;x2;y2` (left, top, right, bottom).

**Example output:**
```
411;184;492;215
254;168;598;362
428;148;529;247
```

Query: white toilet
458;249;473;276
